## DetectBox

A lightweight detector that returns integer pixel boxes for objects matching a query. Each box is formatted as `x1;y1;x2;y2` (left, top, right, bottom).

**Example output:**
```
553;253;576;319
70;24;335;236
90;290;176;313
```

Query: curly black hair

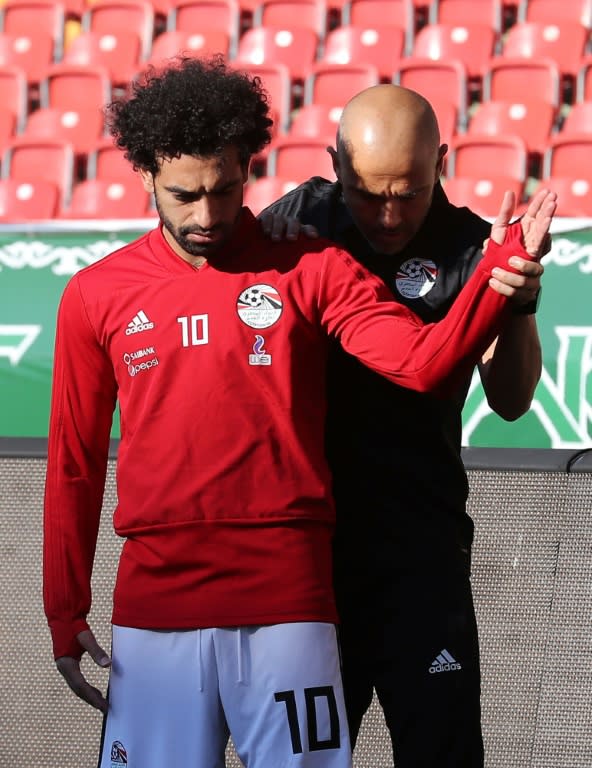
106;56;274;176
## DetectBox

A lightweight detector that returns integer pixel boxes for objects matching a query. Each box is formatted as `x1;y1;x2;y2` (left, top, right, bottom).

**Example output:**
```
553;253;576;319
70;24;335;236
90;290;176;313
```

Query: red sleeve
318;219;529;394
43;276;117;660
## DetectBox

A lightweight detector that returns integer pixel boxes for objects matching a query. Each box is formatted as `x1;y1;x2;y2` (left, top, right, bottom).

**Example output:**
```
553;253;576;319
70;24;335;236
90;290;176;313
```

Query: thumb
489;190;516;246
77;629;111;668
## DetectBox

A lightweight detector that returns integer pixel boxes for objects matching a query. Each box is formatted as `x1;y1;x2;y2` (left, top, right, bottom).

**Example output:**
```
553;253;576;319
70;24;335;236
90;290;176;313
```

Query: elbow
487;392;535;422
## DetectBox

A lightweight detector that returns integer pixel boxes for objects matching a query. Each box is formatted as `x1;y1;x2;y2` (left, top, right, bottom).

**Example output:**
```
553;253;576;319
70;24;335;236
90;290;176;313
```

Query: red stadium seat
235;26;319;82
63;30;143;87
167;0;240;57
448;134;529;182
0;0;66;59
24;106;105;155
321;25;405;81
482;57;561;109
501;21;588;80
148;29;230;67
252;0;328;40
1;137;75;206
87;138;138;182
467;99;556;157
394;57;469;128
431;98;458;146
0;65;28;132
443;175;524;217
560;101;592;136
82;0;154;60
266;135;336;182
39;63;112;111
542;134;592;179
576;55;592;101
288;103;341;140
234;61;292;133
0;177;60;220
0;30;55;86
303;61;380;108
244;175;299;215
0;106;16;154
517;0;592;27
531;176;592;216
61;177;150;218
428;0;504;33
412;23;498;80
341;0;415;54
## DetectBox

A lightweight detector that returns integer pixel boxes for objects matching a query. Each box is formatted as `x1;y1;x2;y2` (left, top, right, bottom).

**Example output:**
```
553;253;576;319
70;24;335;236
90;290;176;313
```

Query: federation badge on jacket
395;259;438;299
237;284;283;328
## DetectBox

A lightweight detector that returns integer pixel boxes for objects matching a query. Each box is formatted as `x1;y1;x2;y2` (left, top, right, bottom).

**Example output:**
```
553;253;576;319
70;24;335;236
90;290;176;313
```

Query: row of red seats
263;131;592;184
0;126;590;208
3;0;592;32
244;174;592;218
2;169;591;222
4;52;592;147
0;0;592;81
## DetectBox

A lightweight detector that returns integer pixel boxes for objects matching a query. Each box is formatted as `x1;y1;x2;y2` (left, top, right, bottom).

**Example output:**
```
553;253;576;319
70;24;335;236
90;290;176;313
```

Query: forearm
479;314;542;420
323;221;532;395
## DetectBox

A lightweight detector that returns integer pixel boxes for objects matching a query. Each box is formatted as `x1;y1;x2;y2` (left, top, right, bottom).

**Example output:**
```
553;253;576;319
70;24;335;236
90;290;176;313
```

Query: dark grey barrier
0;444;590;768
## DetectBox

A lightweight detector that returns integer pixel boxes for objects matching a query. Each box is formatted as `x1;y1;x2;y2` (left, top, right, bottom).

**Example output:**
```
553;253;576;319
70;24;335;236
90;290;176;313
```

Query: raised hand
489;188;557;256
488;188;557;307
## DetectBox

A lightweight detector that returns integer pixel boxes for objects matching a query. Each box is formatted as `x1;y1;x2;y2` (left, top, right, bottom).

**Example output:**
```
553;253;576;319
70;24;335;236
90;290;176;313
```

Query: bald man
261;85;545;767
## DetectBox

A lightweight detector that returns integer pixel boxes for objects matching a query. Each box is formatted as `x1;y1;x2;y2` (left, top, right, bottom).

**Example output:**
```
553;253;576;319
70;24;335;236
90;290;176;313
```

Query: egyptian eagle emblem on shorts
395;258;438;299
237;284;283;329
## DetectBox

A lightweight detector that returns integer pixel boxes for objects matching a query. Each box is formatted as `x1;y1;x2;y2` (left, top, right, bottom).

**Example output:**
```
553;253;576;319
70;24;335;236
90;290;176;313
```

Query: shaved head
337;84;441;173
329;85;446;255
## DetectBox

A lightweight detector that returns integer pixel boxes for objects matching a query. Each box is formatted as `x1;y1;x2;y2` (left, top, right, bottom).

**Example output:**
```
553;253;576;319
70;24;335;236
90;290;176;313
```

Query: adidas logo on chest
126;310;154;335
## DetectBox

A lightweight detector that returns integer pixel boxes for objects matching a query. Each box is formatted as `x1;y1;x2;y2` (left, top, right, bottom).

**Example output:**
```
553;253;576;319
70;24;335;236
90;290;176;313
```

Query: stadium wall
0;442;590;768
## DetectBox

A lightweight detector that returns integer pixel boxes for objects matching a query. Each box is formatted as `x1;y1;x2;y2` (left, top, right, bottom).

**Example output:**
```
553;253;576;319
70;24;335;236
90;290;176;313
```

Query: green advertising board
0;220;591;448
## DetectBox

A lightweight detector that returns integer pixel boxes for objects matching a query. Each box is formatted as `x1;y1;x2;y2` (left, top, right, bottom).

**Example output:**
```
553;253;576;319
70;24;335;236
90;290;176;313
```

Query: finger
77;629;111;668
301;224;319;239
259;212;273;236
490;267;530;290
522;192;557;257
507;256;545;276
523;187;552;220
488;277;515;298
285;220;302;240
56;657;109;713
489;190;516;246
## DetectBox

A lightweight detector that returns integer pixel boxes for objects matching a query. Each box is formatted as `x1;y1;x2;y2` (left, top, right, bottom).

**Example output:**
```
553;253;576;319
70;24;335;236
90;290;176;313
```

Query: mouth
186;231;223;243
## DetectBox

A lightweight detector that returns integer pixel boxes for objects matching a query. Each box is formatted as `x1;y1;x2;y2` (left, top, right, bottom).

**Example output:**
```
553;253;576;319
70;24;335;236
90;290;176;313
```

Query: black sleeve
259;176;339;239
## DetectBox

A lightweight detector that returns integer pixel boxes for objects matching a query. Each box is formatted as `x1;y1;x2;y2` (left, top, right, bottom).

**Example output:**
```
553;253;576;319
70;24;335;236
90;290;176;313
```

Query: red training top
44;209;528;659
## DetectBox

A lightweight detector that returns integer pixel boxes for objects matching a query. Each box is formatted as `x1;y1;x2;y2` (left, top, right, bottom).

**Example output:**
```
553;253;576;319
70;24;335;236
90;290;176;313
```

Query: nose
380;199;402;229
191;196;220;231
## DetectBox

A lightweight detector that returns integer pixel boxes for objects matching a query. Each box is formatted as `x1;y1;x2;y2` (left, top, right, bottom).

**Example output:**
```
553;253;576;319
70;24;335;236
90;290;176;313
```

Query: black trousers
337;567;484;768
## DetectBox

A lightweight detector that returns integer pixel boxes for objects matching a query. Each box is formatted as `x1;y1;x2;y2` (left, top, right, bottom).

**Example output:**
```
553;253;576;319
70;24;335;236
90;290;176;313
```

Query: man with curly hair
43;57;556;768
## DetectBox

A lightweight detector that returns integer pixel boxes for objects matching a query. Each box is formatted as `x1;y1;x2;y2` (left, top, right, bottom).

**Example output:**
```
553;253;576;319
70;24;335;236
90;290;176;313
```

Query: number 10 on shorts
274;686;341;753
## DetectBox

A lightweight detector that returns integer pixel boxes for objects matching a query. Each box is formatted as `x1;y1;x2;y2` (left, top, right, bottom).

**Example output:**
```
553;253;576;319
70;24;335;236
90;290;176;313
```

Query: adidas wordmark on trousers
99;623;352;768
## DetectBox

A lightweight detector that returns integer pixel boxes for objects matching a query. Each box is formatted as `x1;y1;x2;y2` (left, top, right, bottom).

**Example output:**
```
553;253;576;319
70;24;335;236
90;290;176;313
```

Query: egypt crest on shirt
395;258;438;299
237;284;283;329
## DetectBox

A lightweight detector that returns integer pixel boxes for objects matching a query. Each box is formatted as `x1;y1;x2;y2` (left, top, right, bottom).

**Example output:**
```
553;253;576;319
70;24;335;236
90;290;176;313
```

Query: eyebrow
358;180;433;196
164;179;240;195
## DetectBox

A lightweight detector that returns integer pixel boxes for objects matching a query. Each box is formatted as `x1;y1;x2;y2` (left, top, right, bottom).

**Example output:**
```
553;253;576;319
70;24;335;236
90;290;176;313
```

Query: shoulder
261;176;341;221
434;183;491;242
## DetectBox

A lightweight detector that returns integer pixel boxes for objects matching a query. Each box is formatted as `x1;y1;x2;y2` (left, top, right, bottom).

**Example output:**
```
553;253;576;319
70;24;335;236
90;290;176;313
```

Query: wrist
511;287;541;315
